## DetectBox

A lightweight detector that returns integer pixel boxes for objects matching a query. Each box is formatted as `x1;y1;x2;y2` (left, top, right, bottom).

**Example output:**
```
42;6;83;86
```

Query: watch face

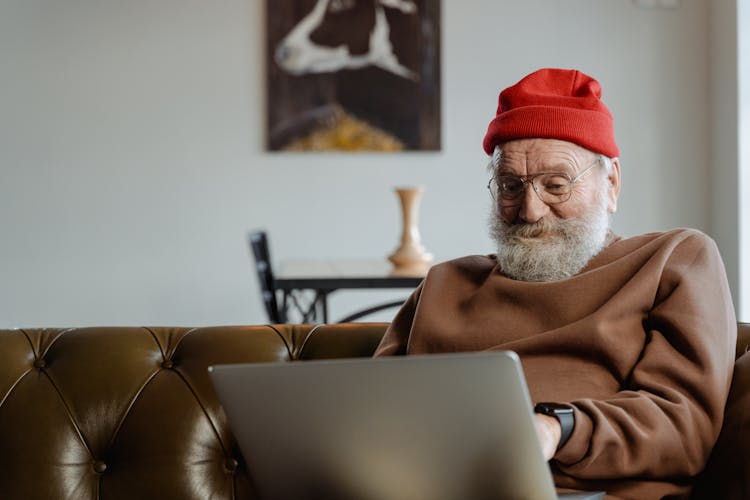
535;402;574;415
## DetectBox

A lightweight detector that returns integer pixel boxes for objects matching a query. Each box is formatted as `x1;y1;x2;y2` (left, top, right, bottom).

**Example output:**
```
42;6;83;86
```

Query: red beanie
482;68;619;158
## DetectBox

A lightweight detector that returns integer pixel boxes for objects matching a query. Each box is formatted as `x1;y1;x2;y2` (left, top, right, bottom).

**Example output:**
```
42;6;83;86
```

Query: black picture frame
266;0;441;152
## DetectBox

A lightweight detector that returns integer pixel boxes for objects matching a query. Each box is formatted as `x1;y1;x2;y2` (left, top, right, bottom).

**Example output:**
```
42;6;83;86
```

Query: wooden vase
388;186;433;272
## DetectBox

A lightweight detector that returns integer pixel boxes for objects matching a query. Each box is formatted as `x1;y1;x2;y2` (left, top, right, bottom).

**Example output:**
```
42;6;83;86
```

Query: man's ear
606;158;621;213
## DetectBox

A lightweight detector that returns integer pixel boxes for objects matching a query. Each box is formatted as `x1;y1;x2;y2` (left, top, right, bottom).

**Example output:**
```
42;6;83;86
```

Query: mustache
501;217;566;239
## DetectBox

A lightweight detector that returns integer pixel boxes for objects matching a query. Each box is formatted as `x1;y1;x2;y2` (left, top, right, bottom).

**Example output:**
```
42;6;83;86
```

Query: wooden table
275;259;426;323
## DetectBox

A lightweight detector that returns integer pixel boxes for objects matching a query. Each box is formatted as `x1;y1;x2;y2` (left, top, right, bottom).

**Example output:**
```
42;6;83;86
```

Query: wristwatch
534;402;575;451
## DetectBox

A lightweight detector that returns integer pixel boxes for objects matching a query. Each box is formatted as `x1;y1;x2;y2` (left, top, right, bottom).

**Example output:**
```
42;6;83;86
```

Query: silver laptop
209;351;604;500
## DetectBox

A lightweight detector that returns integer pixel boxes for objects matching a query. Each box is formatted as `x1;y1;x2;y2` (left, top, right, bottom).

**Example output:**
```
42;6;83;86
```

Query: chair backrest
248;231;285;324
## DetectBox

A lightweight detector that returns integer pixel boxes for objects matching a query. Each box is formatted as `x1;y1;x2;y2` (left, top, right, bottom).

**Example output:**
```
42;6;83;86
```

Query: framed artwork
265;0;441;152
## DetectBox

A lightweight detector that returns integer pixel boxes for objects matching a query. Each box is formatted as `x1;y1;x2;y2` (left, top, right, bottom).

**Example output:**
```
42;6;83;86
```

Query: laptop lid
209;351;603;500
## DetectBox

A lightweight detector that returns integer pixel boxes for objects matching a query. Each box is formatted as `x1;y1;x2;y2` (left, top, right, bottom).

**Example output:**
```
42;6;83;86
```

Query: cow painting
266;0;441;151
275;0;419;80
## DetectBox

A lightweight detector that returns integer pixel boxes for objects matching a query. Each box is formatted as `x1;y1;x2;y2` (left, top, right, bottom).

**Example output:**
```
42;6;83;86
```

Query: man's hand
534;413;562;461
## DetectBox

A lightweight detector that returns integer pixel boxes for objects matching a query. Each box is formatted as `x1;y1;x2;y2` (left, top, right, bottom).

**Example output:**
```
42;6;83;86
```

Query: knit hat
482;68;619;158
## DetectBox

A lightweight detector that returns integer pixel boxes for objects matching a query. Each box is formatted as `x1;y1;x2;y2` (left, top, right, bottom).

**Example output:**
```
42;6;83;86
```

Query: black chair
248;230;413;324
248;231;286;324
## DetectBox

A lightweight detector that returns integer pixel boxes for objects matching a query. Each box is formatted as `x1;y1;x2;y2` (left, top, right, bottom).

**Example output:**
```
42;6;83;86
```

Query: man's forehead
498;139;592;169
500;138;588;156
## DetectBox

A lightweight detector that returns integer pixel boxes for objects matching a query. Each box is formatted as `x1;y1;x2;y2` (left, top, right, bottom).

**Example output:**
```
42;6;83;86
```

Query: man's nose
518;183;550;223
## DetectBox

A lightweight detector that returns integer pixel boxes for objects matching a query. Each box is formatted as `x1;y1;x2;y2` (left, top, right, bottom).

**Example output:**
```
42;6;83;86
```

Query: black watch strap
534;402;575;452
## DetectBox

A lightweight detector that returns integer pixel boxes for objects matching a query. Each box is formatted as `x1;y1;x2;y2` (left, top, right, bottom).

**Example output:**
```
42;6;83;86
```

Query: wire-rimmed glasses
487;158;601;207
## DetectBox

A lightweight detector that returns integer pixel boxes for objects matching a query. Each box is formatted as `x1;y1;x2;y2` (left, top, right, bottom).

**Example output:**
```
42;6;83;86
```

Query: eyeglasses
487;158;601;207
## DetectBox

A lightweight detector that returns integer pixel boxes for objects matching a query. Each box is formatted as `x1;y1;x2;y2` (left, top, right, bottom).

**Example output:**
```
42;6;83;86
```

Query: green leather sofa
0;322;747;499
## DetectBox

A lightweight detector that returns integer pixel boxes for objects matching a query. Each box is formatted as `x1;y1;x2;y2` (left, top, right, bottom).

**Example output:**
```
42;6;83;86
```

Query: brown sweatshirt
374;229;736;500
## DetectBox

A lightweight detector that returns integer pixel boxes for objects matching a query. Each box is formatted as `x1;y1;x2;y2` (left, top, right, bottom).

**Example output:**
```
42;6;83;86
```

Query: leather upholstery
736;321;750;358
692;321;750;500
0;324;385;500
0;322;746;499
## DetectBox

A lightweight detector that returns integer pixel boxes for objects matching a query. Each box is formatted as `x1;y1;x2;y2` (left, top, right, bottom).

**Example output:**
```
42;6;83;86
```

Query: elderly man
374;68;736;500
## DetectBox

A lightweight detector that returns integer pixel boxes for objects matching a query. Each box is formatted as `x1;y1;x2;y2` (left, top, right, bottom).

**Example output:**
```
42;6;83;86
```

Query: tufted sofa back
737;321;750;357
1;322;748;500
692;321;750;499
0;323;387;500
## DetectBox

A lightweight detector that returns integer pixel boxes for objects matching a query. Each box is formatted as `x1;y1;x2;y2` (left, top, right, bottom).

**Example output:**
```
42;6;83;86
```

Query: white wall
0;0;738;327
709;0;742;321
739;0;750;322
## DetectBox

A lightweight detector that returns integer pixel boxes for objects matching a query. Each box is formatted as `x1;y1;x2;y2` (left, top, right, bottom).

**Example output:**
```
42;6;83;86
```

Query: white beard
488;197;611;282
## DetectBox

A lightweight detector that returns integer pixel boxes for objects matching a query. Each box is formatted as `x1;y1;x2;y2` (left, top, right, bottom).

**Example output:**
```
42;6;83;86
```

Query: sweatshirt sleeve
373;282;423;357
555;231;737;480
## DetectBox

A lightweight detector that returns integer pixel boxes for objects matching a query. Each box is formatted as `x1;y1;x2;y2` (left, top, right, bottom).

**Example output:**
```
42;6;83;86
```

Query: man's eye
540;175;570;193
499;179;523;193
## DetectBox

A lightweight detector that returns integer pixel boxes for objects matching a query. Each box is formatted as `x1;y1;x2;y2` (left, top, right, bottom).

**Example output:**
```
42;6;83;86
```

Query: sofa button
161;359;174;369
225;458;238;473
93;461;107;473
33;358;46;369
